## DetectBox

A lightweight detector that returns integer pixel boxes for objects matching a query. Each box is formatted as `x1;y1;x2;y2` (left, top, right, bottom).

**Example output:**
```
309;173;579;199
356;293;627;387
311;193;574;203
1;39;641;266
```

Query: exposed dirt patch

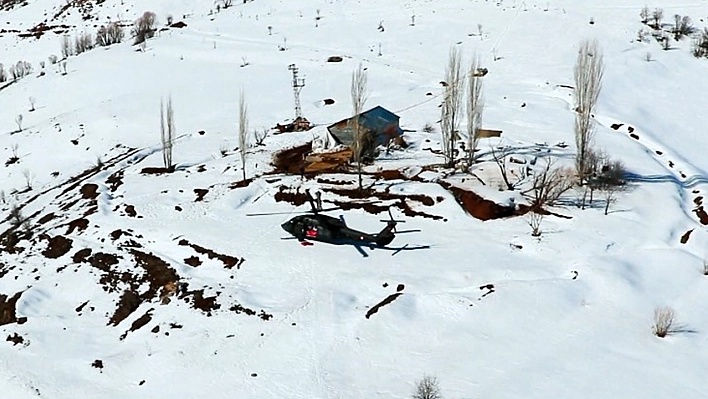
72;248;93;263
694;196;703;206
323;98;335;105
6;332;24;346
110;229;131;241
5;156;19;166
630;133;639;140
184;256;202;267
141;166;176;174
41;235;73;259
274;185;310;206
694;206;708;225
0;292;27;326
124;205;137;217
323;186;442;219
480;284;495;298
366;293;402;319
130;250;180;300
120;308;154;340
656;150;663;155
0;230;28;254
75;301;89;313
230;178;254;189
194;189;209;202
37;213;55;225
610;123;623;130
180;290;220;315
440;182;522;221
229;303;273;320
170;21;188;28
80;183;99;199
680;229;694;244
109;290;141;326
66;218;89;234
317;177;354;186
178;239;244;269
327;56;344;62
106;171;124;192
91;360;104;371
272;142;312;174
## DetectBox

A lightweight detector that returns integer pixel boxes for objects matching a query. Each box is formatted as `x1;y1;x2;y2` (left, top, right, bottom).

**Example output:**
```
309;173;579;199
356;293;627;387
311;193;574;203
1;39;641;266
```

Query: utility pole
288;64;306;120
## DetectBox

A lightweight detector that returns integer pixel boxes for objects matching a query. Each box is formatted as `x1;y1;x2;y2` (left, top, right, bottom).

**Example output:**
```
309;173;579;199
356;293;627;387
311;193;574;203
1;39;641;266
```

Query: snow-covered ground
2;0;708;398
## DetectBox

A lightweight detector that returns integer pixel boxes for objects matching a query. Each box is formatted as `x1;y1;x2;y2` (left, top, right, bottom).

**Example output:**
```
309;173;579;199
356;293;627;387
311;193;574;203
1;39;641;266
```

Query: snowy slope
2;0;708;398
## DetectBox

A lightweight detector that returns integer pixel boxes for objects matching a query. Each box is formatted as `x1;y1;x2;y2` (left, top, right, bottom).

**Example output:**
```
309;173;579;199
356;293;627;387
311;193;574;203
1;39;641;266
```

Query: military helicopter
248;190;428;256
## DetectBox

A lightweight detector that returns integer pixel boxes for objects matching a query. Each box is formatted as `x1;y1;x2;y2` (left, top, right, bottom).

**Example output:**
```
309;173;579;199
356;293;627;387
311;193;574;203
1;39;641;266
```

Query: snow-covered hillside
2;0;708;398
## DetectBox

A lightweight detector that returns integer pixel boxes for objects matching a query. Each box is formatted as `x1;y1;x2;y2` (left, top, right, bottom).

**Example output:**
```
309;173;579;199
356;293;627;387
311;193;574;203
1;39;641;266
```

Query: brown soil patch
630;133;639;140
120;308;153;340
66;218;89;234
327;56;344;62
130;250;180;300
109;290;141;326
37;213;55;224
274;185;310;206
180;289;220;315
610;123;624;130
5;156;19;166
229;303;273;321
0;292;27;326
680;229;694;244
75;301;89;313
6;333;24;346
0;230;28;254
110;229;131;240
272;142;312;174
170;21;188;28
194;189;209;202
106;171;124;192
230;178;254;189
178;239;244;269
141;166;175;174
184;256;202;267
80;183;99;199
41;235;73;259
366;293;402;319
440;182;521;221
124;205;137;217
91;360;104;370
656;150;663;155
480;284;495;298
323;98;335;105
73;248;93;263
628;126;635;133
694;206;708;225
324;187;441;219
694;196;703;206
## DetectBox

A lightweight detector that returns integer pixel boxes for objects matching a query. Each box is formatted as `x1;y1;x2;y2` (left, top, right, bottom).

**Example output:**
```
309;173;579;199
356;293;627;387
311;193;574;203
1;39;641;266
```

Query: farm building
327;106;404;160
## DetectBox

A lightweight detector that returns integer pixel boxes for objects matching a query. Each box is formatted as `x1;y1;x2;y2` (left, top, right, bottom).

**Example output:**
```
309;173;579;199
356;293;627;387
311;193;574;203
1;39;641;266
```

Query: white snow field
2;0;708;398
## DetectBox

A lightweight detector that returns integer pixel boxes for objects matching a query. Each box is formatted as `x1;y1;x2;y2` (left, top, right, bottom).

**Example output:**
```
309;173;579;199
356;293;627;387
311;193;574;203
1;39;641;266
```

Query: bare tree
640;5;650;24
160;97;175;170
29;96;36;112
133;11;158;45
350;63;368;191
574;40;603;184
413;376;441;399
652;8;664;29
441;47;464;168
96;22;125;47
61;35;72;58
466;53;484;166
490;144;526;190
0;63;6;83
652;306;675;338
525;159;575;211
238;91;248;181
22;169;32;190
15;114;23;132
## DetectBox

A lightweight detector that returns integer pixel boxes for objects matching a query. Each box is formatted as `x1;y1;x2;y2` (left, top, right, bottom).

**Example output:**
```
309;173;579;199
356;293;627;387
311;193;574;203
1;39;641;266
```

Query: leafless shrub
29;96;35;112
15;114;23;132
254;129;268;146
703;259;708;276
132;11;157;45
8;144;19;164
238;91;248;181
160;96;175;170
422;123;436;133
644;52;652;62
60;60;68;75
74;31;94;54
652;306;675;338
441;47;464;168
0;63;5;83
636;28;649;43
490;144;527;191
526;159;575;211
96;22;125;47
166;14;174;26
466;53;484;166
10;60;32;80
661;35;671;51
692;28;708;58
217;0;233;9
9;204;24;228
351;62;368;191
527;212;544;237
574;40;603;184
22;169;32;190
61;35;72;58
412;376;441;399
48;54;58;65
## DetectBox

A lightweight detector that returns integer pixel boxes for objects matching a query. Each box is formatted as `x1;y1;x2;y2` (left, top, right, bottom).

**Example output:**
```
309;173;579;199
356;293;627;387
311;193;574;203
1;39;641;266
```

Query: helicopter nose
281;221;293;234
